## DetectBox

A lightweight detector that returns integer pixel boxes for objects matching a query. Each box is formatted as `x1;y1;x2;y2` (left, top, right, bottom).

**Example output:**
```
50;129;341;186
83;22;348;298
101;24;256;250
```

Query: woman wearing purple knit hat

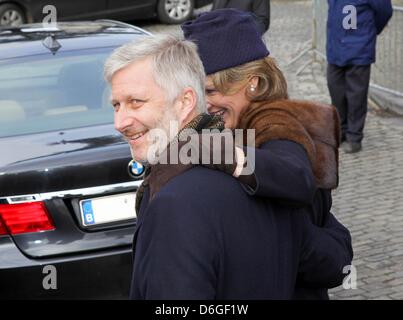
182;8;353;299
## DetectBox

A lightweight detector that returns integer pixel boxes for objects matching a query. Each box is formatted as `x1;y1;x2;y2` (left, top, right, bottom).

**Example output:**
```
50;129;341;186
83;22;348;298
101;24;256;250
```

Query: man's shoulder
149;166;248;214
162;166;244;199
142;167;248;231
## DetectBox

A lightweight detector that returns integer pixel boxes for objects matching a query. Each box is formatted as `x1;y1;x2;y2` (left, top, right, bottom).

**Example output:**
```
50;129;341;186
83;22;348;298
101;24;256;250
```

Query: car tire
157;0;195;24
0;4;26;27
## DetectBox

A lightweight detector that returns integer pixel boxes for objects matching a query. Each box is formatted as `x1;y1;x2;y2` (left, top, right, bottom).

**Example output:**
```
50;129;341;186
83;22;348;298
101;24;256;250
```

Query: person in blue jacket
327;0;393;153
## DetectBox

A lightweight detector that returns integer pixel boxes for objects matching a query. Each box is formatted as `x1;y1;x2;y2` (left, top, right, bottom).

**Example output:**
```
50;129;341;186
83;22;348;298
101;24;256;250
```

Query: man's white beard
130;104;180;165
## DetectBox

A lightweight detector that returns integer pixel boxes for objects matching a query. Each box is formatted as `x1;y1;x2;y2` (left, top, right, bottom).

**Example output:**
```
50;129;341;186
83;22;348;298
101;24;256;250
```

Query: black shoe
342;141;362;153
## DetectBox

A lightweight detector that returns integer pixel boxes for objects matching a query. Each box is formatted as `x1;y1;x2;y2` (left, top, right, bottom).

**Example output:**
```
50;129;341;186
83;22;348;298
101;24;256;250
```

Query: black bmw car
0;0;212;26
0;20;148;299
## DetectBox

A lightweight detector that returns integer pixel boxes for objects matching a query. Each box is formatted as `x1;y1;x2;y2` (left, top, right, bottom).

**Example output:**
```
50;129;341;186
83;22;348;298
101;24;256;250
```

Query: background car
0;0;212;27
0;20;148;299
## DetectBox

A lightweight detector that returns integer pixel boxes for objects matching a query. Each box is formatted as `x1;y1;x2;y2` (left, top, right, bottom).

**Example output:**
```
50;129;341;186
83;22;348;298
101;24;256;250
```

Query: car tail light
0;218;8;235
0;202;55;235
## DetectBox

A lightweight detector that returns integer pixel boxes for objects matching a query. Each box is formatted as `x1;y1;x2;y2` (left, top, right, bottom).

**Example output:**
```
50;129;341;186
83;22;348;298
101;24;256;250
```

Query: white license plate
79;192;136;226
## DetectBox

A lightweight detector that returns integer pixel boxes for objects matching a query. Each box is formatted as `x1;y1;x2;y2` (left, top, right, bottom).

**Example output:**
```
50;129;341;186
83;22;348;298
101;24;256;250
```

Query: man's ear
176;87;197;126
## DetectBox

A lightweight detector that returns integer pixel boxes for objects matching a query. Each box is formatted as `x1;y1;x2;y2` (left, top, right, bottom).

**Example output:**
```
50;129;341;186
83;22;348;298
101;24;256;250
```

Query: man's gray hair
104;33;206;113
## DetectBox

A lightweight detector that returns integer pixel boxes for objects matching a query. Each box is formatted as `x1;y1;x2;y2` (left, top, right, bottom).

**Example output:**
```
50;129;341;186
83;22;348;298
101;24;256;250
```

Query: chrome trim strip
0;180;143;204
95;19;153;35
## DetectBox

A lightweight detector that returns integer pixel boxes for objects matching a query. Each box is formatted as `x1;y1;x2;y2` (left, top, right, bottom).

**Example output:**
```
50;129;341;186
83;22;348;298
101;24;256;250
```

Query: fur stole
238;99;341;189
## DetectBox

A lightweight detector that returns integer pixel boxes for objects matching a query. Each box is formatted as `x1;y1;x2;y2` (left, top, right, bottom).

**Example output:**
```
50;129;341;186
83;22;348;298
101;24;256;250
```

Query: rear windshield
0;48;114;137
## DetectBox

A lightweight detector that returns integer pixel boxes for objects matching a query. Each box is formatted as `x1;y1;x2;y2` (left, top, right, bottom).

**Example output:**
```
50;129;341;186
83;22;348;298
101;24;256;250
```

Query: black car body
0;21;148;299
0;0;212;26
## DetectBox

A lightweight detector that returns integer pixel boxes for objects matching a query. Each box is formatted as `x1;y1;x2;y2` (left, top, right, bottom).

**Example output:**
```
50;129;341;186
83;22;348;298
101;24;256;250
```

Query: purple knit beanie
181;8;270;75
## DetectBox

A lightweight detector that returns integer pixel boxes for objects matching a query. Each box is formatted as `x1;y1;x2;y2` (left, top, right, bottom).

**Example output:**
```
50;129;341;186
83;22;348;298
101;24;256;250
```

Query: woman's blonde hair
209;56;288;103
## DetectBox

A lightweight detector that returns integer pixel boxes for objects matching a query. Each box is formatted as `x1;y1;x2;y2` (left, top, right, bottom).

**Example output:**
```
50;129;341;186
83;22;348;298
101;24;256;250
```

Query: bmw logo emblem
128;160;145;178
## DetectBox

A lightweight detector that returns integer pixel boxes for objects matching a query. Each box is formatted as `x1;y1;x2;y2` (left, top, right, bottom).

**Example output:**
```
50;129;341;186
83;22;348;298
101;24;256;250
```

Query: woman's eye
205;89;217;95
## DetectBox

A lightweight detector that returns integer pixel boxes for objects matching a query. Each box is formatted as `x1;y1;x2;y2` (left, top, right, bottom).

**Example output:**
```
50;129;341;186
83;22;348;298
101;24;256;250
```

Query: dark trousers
327;64;371;143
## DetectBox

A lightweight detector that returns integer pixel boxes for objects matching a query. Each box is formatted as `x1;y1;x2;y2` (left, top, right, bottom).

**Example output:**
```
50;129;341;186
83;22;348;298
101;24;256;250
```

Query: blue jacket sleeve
131;192;218;300
296;208;353;288
369;0;393;34
242;139;317;206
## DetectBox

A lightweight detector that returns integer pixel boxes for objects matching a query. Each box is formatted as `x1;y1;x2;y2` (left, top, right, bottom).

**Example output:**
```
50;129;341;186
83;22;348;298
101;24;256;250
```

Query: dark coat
241;140;352;299
130;141;353;300
241;140;316;206
293;188;338;299
327;0;393;66
213;0;270;34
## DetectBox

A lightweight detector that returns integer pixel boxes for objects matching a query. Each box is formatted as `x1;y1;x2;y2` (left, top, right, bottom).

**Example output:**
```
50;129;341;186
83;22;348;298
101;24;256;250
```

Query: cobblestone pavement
136;0;403;300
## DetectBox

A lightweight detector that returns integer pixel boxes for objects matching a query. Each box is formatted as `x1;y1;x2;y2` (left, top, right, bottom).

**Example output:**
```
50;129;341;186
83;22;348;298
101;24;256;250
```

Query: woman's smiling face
205;76;251;129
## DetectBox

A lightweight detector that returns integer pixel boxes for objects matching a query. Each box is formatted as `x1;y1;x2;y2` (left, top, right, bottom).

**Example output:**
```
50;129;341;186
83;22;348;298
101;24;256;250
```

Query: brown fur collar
238;99;341;189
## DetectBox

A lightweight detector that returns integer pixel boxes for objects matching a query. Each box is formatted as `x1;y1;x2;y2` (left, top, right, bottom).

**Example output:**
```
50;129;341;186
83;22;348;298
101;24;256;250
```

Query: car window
0;49;114;137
